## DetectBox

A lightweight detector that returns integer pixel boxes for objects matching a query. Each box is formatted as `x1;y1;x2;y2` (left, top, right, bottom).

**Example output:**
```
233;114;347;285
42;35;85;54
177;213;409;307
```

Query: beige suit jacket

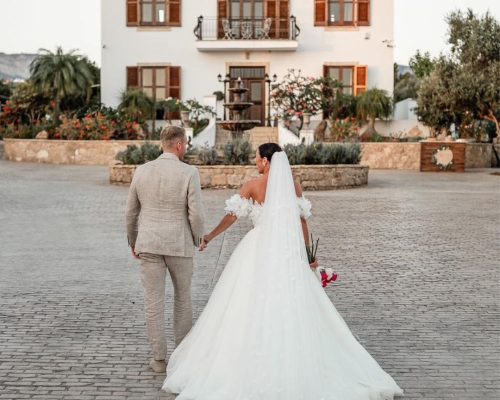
125;152;205;257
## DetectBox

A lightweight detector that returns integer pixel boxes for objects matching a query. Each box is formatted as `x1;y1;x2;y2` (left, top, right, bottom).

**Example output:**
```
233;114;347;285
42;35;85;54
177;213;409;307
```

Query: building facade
101;0;394;126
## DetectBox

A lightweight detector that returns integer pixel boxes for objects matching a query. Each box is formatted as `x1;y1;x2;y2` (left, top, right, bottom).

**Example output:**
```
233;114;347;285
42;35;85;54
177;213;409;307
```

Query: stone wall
465;143;493;168
360;143;421;170
4;139;497;170
110;164;369;190
3;139;157;165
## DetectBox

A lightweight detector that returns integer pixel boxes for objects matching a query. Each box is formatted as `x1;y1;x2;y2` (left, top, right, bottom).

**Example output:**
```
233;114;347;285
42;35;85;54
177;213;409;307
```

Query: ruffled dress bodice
224;194;312;227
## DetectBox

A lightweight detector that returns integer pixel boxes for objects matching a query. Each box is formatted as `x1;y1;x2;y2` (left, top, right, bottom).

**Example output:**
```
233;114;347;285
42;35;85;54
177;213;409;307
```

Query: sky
0;0;499;66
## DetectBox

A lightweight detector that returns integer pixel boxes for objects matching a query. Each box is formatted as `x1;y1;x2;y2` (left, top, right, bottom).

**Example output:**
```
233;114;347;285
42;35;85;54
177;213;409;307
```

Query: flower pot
180;110;191;128
302;113;312;130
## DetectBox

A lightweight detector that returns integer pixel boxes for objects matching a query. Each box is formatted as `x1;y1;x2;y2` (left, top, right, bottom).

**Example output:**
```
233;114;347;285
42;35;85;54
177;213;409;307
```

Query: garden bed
110;164;369;190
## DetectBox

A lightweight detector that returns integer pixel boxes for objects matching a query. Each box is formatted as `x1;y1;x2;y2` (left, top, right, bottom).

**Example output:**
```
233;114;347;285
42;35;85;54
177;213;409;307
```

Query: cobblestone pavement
0;159;499;400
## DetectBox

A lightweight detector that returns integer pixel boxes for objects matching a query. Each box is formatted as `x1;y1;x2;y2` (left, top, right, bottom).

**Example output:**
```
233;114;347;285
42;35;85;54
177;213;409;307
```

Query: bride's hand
199;235;210;251
309;259;319;269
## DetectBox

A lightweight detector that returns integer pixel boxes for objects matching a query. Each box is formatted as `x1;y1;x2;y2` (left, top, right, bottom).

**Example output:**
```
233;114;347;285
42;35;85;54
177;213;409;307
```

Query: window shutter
218;0;228;39
126;0;139;26
169;0;181;26
127;66;139;89
357;0;370;26
266;1;277;38
314;0;327;26
354;66;368;95
278;0;289;39
168;66;181;120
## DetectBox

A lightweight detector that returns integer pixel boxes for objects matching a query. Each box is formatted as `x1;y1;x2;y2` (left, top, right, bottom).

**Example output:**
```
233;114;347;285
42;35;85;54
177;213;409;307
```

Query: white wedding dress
162;152;404;400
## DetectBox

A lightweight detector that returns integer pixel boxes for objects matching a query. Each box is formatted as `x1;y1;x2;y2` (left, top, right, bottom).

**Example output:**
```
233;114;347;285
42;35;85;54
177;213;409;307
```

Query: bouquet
306;234;338;288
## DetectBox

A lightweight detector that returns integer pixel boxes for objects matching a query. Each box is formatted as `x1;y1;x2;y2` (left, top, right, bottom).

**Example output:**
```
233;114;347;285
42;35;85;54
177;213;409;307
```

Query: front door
229;66;266;126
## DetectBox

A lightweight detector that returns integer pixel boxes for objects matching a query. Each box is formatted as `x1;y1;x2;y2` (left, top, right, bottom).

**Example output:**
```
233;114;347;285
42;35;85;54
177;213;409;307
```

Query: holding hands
199;235;211;251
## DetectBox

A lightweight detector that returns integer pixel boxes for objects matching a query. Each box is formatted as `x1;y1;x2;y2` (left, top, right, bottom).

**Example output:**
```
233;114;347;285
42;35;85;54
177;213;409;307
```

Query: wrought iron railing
194;16;300;41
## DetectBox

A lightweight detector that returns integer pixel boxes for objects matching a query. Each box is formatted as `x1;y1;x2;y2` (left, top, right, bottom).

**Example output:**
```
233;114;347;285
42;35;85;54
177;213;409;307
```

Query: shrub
283;143;306;165
116;142;162;165
198;145;219;165
223;139;252;165
285;142;361;165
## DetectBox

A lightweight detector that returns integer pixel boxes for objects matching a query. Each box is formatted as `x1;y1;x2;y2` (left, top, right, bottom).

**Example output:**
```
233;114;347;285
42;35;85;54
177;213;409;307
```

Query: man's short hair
160;126;186;148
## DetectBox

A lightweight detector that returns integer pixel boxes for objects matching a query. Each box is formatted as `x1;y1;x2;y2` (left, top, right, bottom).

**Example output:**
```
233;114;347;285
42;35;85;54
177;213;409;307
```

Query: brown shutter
169;0;181;26
278;0;289;39
168;66;181;120
217;0;228;39
127;0;139;26
314;0;327;26
127;66;139;89
266;1;277;38
354;66;368;95
357;0;370;26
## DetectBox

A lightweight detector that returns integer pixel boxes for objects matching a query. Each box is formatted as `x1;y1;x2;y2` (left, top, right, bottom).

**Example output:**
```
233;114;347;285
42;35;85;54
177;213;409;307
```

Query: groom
125;126;205;373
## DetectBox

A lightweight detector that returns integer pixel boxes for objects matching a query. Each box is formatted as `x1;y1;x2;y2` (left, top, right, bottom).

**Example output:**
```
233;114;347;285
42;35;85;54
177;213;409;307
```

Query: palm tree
29;47;94;122
356;88;393;140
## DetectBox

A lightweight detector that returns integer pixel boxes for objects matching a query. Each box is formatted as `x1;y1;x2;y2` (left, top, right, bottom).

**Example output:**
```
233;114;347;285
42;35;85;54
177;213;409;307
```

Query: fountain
218;78;261;139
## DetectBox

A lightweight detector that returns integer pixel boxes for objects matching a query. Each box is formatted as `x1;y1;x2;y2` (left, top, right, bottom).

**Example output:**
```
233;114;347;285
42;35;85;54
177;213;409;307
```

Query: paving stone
0;160;499;399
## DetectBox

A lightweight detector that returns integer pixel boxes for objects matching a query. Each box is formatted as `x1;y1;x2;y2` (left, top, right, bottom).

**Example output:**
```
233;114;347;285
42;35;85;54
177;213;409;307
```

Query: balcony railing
194;16;300;41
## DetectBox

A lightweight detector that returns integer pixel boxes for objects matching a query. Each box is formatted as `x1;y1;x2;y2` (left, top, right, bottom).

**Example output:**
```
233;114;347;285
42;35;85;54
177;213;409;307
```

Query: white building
101;0;394;129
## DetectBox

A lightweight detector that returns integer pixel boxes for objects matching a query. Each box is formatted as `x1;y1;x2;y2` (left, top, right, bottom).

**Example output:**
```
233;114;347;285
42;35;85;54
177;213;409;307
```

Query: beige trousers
139;252;193;361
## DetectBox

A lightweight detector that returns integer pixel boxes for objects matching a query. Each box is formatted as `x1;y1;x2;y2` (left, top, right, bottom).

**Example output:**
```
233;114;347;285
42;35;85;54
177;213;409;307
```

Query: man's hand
131;247;140;260
199;235;210;251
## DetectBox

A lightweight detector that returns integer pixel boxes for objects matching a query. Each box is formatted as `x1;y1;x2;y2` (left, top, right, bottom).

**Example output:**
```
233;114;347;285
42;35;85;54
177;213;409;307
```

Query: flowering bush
330;117;359;141
53;113;119;140
270;69;323;119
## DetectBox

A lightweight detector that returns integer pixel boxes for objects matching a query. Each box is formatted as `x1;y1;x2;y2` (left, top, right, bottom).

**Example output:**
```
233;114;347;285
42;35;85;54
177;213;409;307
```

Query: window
314;0;369;26
324;65;368;95
127;0;181;27
141;0;168;25
140;67;167;99
230;0;264;19
326;66;354;94
126;66;181;118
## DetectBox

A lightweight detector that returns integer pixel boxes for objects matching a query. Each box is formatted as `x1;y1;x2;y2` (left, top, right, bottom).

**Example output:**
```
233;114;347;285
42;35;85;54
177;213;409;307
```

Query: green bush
198;145;219;165
116;142;162;165
284;142;361;165
223;139;252;165
284;143;306;165
192;118;210;136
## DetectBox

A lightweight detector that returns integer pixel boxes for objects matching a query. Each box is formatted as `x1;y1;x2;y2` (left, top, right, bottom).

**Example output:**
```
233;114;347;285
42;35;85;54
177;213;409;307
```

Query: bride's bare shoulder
240;177;264;200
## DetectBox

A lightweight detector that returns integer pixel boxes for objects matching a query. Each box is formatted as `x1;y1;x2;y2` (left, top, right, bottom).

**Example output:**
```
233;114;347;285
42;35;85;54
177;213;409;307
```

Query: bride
162;143;404;400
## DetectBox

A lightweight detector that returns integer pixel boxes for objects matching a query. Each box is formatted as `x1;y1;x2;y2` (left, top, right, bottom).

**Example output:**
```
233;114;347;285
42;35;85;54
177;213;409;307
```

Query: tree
356;88;393;139
416;9;500;138
29;47;95;122
409;50;436;79
394;72;419;102
0;80;12;105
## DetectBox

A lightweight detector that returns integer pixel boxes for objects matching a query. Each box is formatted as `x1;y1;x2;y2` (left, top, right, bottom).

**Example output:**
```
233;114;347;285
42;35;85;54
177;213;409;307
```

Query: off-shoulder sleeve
297;196;312;219
224;194;252;218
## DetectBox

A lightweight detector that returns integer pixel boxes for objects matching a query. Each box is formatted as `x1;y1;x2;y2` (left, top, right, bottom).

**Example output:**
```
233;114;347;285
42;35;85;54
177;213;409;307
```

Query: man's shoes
149;359;166;373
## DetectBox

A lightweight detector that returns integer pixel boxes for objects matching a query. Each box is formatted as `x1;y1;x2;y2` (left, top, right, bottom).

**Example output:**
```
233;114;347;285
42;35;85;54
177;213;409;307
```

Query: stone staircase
215;126;279;150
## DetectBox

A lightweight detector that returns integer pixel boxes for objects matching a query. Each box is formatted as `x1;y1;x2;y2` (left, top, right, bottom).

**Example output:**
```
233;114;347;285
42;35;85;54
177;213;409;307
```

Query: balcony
194;16;300;52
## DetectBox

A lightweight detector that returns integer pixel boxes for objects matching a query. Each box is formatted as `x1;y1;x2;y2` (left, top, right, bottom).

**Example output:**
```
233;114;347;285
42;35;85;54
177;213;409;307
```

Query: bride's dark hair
258;143;282;162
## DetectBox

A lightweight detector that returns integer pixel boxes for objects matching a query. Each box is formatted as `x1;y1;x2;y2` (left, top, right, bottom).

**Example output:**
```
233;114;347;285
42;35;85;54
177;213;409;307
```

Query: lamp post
265;73;277;127
217;73;231;120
